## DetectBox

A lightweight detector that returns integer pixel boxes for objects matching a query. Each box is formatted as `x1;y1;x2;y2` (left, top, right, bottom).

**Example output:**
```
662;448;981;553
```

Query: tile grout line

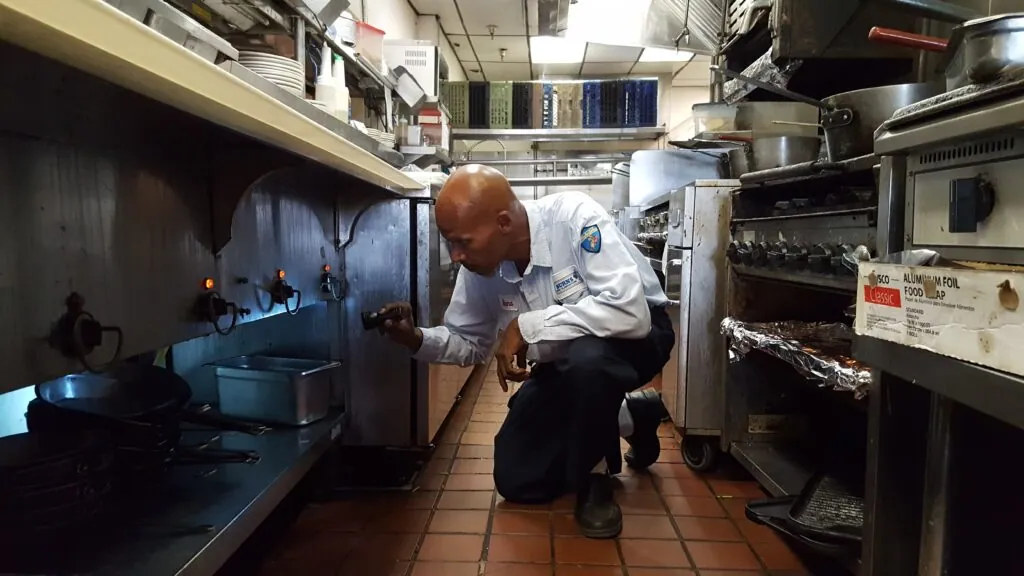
647;466;700;575
402;371;484;576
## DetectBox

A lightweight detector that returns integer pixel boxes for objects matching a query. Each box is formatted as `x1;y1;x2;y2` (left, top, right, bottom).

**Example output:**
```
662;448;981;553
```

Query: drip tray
789;474;864;541
745;473;863;560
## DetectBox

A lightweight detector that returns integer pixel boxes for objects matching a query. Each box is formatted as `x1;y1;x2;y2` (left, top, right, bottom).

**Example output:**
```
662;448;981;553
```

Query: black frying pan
35;363;269;435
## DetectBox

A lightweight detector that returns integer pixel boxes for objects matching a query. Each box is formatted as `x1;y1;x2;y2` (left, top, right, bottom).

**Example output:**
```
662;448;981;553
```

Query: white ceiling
408;0;710;86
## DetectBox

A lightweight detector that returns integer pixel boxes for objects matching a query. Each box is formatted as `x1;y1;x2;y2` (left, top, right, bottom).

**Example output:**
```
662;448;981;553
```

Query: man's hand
495;317;529;391
376;302;423;352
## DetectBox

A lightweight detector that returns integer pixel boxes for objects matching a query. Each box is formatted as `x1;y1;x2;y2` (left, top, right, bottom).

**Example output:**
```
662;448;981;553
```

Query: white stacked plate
238;51;305;96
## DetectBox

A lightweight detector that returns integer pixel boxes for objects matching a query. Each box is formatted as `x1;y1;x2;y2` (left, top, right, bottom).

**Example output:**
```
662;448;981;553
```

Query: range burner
883;71;1024;130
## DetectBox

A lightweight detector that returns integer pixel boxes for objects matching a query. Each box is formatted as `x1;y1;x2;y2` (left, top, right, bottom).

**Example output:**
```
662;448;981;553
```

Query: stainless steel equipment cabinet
662;180;737;471
342;184;471;447
863;80;1024;576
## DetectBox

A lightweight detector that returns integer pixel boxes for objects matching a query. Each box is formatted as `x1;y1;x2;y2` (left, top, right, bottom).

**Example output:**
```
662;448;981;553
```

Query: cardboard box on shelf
855;261;1024;376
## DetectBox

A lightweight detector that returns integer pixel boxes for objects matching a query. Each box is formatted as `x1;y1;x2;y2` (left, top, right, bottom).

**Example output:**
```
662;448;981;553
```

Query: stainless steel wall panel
0;43;218;393
341;198;415;445
213;169;342;327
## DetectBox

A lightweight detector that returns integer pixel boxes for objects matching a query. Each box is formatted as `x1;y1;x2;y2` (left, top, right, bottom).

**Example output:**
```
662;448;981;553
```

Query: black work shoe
623;388;668;470
575;473;622;539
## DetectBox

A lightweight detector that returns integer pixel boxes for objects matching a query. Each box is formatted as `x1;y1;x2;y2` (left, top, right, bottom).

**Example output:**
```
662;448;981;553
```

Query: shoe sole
579;522;623;539
624;390;665;469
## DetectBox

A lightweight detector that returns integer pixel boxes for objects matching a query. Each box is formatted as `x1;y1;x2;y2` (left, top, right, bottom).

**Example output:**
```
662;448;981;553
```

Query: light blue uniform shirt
415;191;668;367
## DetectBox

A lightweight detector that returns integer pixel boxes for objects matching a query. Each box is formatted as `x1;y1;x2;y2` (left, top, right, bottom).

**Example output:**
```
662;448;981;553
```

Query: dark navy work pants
493;306;675;503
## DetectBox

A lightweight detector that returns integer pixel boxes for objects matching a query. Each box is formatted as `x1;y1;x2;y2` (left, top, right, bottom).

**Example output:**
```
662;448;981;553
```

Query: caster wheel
682;437;719;473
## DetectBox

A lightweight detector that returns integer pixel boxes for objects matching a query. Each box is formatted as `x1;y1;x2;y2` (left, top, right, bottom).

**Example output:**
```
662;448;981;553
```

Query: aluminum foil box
855;261;1024;377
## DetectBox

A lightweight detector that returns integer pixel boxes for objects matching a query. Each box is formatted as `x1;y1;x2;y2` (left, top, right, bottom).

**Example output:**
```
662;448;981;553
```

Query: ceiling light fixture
565;0;652;46
638;47;695;62
530;36;586;65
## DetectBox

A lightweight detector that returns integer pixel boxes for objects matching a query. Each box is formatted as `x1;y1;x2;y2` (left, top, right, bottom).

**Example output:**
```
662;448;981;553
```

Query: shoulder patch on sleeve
580;224;602;254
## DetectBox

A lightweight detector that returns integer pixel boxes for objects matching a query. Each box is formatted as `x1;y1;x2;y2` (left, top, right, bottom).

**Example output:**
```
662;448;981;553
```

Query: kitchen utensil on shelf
718;135;821;178
869;14;1024;90
238;51;305;96
33;364;270;435
207;356;340;426
710;65;942;161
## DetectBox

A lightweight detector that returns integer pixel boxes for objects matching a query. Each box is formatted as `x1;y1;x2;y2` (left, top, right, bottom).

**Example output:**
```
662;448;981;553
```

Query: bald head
436;164;529;275
437;164;518;222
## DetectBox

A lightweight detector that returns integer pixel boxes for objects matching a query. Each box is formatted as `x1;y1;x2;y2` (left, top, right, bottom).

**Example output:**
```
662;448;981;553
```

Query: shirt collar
499;202;550;282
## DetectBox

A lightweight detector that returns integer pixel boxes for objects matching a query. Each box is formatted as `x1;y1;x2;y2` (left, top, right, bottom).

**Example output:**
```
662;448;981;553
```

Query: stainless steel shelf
455;156;628;166
730;441;814;497
506;175;613;187
36;411;345;575
221;61;405;168
855;336;1024;431
400;146;453;169
451;127;666;141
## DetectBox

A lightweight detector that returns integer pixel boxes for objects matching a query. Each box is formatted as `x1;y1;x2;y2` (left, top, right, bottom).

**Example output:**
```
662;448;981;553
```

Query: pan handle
709;65;827;110
868;27;949;52
181;408;271;435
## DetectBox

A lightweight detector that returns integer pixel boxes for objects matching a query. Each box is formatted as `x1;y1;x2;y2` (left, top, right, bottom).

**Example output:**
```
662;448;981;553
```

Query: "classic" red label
864;286;902;308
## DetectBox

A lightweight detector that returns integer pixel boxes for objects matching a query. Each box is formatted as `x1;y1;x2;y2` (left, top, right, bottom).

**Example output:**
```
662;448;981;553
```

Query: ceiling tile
673;57;711;86
629;61;676;74
584;43;642;63
532;63;581;78
456;0;528;36
526;0;539;34
580;62;634;76
412;0;466;35
446;35;476;61
463;65;486;81
481;62;533;81
471;35;530;62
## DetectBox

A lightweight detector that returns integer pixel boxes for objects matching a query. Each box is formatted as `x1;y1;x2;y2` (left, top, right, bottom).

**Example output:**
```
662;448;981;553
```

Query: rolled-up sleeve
414;269;497;366
518;208;651;343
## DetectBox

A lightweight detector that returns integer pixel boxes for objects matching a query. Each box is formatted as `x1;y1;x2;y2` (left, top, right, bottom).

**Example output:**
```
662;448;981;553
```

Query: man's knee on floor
492;446;557;504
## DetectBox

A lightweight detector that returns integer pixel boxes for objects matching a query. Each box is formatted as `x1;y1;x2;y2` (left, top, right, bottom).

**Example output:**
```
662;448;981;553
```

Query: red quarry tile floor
259;369;815;576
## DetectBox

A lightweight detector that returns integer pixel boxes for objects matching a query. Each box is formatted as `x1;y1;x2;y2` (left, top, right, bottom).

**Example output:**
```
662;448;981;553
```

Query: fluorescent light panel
565;0;651;46
530;36;586;64
639;47;695;62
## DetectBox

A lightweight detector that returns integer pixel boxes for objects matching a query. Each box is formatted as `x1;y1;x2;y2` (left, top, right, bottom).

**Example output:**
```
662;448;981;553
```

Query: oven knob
751;242;771;266
767;241;789;267
832;244;855;274
738;241;755;265
809;243;837;273
949;176;996;233
784;242;809;270
726;241;742;264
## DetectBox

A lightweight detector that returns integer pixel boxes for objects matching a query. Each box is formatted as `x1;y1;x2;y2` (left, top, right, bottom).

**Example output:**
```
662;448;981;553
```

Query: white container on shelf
332;56;350;123
314;45;337;116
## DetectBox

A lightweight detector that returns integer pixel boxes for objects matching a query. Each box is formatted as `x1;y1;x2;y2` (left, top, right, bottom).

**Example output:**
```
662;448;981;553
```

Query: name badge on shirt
552;266;586;303
499;295;519;311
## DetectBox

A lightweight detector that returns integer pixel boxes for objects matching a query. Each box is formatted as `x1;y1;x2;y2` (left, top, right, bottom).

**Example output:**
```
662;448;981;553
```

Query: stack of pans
26;364;265;484
0;430;115;570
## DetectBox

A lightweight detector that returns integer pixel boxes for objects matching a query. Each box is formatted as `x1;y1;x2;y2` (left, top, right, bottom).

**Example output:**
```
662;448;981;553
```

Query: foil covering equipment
721;318;871;397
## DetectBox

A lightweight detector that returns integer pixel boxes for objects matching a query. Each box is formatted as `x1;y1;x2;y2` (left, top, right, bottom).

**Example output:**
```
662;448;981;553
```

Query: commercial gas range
875;73;1024;262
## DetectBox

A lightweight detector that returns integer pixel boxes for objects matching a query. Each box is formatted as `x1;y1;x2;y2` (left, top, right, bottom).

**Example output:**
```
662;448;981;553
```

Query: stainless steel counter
11;411;343;575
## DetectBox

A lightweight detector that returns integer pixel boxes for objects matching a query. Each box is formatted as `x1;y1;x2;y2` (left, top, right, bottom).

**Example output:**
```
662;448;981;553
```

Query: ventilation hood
538;0;726;55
